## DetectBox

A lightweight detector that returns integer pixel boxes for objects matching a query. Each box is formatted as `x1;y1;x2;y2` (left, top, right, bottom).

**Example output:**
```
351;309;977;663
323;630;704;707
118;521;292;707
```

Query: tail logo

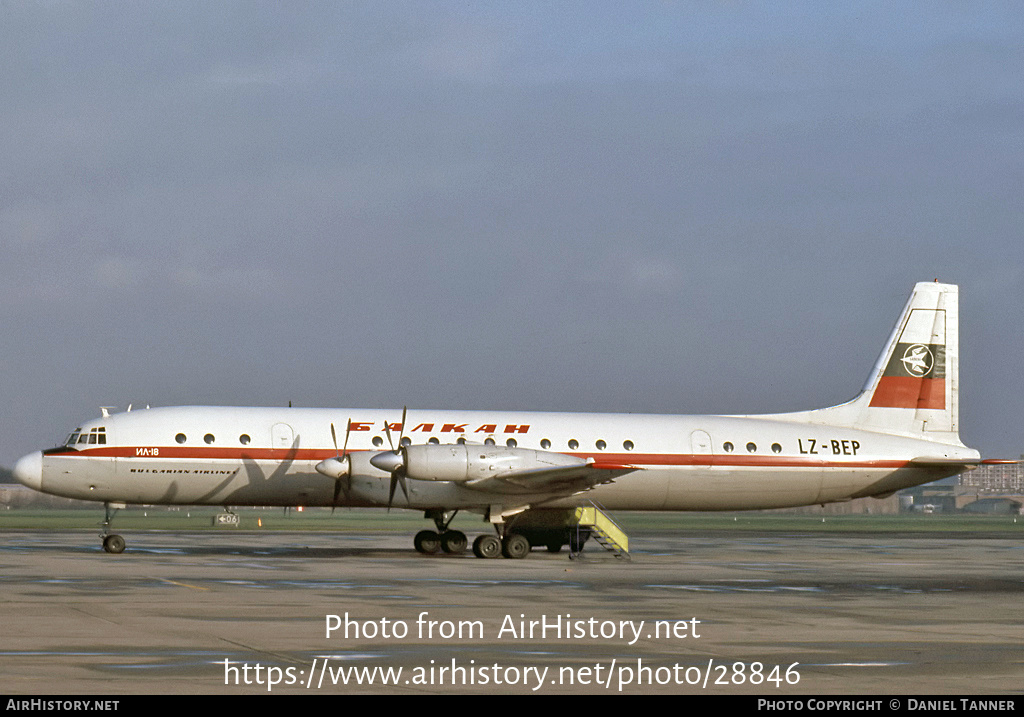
870;342;946;409
900;344;935;377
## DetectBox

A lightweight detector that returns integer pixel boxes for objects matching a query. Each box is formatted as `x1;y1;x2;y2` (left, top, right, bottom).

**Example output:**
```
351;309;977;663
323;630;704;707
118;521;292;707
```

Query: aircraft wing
462;460;639;495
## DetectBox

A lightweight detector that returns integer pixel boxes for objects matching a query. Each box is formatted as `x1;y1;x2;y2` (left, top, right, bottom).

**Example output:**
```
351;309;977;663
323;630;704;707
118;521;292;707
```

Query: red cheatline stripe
47;446;912;470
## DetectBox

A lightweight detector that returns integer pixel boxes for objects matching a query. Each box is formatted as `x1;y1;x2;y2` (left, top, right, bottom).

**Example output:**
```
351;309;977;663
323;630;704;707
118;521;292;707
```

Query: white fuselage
25;405;975;514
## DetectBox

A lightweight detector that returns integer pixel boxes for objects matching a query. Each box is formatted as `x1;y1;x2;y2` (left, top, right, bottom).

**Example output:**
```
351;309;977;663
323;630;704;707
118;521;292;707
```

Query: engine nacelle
401;444;585;482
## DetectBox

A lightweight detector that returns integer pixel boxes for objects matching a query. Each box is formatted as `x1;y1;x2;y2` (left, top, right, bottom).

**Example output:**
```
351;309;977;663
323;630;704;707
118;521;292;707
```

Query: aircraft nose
13;451;43;491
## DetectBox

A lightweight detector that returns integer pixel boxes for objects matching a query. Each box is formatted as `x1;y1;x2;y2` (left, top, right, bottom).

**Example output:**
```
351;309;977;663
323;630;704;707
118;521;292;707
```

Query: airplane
12;281;999;558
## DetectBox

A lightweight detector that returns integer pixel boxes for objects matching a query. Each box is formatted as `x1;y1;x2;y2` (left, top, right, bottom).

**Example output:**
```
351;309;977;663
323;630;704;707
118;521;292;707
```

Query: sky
2;1;1023;467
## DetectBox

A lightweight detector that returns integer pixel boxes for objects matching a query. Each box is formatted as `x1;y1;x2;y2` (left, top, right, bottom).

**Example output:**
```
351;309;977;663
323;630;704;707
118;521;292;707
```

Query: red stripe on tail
869;376;945;409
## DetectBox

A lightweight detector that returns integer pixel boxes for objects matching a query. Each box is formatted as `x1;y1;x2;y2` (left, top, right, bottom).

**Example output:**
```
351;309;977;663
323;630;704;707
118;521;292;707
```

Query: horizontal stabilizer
910;457;1018;467
909;456;983;467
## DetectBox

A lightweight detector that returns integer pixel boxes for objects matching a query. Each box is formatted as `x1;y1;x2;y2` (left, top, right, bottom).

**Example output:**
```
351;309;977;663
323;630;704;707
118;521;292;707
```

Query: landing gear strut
100;502;126;554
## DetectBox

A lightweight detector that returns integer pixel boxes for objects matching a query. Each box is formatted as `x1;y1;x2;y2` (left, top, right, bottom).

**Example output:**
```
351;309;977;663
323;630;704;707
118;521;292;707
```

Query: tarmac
1;528;1022;695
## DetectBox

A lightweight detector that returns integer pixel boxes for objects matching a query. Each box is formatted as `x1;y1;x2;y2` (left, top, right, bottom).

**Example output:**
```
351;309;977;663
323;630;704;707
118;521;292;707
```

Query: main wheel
102;534;126;554
472;534;502;559
413;530;441;554
440;530;468;554
502;533;530;559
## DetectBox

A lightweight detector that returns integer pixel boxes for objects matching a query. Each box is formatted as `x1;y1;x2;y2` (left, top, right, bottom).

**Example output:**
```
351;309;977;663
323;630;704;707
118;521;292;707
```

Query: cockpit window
65;429;82;446
80;427;107;445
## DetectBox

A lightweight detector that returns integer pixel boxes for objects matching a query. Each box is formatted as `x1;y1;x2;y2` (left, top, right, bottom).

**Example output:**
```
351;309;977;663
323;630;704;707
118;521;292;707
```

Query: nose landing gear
102;534;126;554
100;502;126;554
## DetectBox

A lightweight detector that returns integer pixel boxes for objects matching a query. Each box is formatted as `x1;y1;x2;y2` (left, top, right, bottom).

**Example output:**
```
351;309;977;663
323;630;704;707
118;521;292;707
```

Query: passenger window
176;433;187;444
771;443;782;454
723;442;734;452
506;438;517;448
541;439;552;449
595;440;606;450
204;434;215;444
239;434;251;445
623;440;634;451
568;439;579;450
746;442;757;453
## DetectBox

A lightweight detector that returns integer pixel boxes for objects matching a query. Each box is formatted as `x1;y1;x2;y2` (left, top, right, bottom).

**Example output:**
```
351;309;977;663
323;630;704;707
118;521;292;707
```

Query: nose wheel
102;534;126;554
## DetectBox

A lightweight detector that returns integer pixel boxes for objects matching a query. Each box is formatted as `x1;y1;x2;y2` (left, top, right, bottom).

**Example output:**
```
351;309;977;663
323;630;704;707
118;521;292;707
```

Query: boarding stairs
573;502;629;559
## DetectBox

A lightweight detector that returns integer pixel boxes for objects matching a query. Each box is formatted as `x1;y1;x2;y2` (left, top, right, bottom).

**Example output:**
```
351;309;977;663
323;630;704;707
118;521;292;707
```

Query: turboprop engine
370;443;587;482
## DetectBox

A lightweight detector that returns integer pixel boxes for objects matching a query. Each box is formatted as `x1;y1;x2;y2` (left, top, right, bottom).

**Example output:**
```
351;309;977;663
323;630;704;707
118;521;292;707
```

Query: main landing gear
413;528;468;554
471;532;529;559
412;510;530;559
412;510;469;556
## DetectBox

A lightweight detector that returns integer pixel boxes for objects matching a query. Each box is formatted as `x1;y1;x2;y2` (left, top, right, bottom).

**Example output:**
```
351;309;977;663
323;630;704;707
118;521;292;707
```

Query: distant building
961;498;1023;515
959;460;1024;494
955;458;1024;513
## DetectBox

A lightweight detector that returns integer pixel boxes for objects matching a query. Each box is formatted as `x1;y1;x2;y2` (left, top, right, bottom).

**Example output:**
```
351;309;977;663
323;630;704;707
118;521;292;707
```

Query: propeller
369;406;409;510
315;419;352;511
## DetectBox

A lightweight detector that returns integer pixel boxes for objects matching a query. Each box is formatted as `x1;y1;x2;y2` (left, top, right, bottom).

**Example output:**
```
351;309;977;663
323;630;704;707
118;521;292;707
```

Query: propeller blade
382;408;410;511
342;418;351;456
326;420;353;513
388;471;409;511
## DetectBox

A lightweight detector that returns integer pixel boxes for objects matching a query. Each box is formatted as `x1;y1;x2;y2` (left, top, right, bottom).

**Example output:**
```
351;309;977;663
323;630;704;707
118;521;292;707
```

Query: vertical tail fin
803;282;963;443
